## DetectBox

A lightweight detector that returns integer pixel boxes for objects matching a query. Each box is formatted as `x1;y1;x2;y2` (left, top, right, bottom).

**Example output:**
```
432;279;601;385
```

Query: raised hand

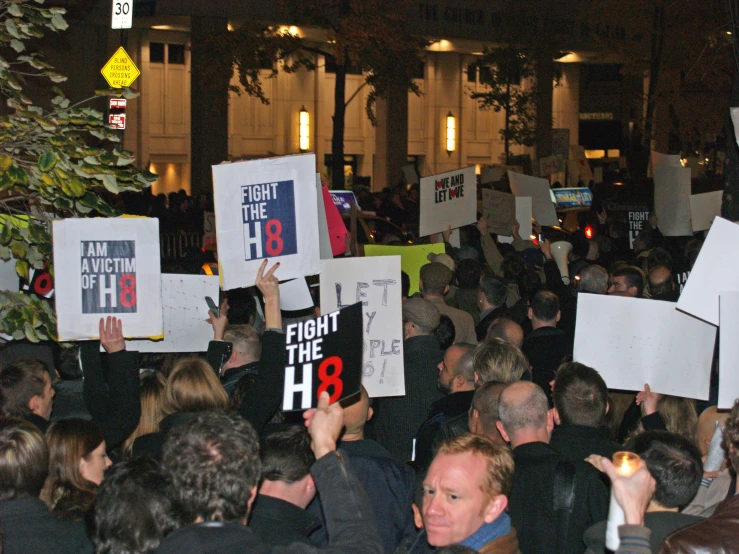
99;316;125;353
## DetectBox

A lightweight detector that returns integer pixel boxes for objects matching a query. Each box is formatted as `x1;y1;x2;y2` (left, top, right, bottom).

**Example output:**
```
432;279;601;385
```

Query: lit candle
605;451;641;551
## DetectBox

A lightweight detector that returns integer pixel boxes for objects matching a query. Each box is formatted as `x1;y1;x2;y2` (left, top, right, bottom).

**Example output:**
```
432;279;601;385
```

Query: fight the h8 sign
53;217;162;341
213;154;320;290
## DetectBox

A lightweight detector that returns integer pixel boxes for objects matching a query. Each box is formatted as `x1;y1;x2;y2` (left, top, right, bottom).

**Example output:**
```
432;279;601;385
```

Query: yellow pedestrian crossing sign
101;46;140;88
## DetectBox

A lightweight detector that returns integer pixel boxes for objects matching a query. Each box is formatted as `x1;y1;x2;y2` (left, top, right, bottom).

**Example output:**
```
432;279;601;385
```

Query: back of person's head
634;228;654;252
0;417;48;500
568;230;590;258
162;411;261;524
225;288;257;325
93;456;179;554
456;259;482;290
625;430;702;509
223;324;262;363
648;266;676;300
498;381;549;436
401;271;410;299
341;385;373;436
453;346;477;384
420;262;453;297
652;395;698;446
471;381;507;438
579;265;609;294
45;418;104;518
434;315;456;350
473;338;529;385
55;345;82;381
485;318;524;349
0;358;50;417
530;290;559;323
612;266;645;297
402;298;440;336
552;362;608;427
161;358;229;416
517;270;541;302
228;373;259;412
501;255;526;284
479;275;507;307
647;247;673;272
260;426;315;483
435;433;514;498
123;371;166;457
723;398;739;472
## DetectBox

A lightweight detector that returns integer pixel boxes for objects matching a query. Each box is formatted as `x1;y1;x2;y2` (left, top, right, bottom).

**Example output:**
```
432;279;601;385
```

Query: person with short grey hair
579;265;609;295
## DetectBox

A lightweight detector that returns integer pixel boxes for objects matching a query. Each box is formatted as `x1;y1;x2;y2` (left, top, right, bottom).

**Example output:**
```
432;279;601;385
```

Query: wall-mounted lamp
446;111;456;155
299;106;309;152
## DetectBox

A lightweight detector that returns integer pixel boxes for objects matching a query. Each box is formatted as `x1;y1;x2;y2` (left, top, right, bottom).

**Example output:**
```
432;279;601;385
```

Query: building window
581;64;622;84
150;42;165;63
412;61;425;80
466;63;477;83
479;66;494;85
168;44;185;65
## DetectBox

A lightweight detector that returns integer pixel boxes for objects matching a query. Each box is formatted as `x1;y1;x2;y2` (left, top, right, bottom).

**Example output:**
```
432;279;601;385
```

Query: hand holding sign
100;316;125;353
256;259;281;330
303;391;344;458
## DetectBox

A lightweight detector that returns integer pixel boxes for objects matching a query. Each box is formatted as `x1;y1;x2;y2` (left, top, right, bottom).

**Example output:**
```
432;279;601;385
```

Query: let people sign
53;217;162;341
282;303;363;411
213;154;320;290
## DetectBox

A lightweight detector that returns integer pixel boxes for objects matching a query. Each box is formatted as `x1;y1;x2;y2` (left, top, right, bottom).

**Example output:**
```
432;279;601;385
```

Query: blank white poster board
127;274;219;353
574;294;716;400
719;292;739;409
419;166;477;237
320;256;405;398
498;197;533;244
689;191;722;232
279;278;314;311
677;217;739;325
508;171;558;226
213;154;320;290
53;217;162;341
654;164;692;236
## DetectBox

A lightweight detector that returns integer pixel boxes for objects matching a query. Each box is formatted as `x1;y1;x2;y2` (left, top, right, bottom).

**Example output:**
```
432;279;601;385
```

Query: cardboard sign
279;278;314;312
203;211;216;249
282;302;363;411
364;243;445;296
508;171;559;226
552;129;570;159
53;217;162;341
402;164;419;185
566;158;594;187
480;166;504;185
719;292;739;409
126;274;218;353
213;154;320;290
574;294;716;400
654;163;692;236
539;155;564;176
690;191;722;232
498;197;533;244
419;166;477;237
677;217;739;325
320;256;405;398
482;190;516;235
315;176;334;260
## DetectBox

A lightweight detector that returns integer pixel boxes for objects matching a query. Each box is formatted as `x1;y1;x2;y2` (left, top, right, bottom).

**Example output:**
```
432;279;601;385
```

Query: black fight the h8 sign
80;240;137;314
282;302;363;411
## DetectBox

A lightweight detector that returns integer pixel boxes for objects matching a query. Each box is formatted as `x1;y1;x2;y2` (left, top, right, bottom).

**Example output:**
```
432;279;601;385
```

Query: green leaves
38;151;56;171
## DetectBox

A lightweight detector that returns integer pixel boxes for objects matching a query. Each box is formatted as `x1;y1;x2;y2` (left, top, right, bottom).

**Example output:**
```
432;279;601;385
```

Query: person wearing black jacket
79;317;141;455
0;357;55;433
205;260;286;436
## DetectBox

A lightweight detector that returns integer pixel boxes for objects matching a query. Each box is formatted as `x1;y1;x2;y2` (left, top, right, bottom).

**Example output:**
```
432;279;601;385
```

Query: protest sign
203;211;216;249
482;190;516;235
689;190;722;232
282;302;363;411
719;292;739;409
402;163;419;185
574;294;716;400
677;217;739;325
654;163;692;236
508;171;558;226
732;108;739;148
322;185;349;257
419;166;477;237
53;217;162;341
364;243;445;296
480;166;504;185
126;274;218;353
552;129;570;160
320;256;404;398
626;208;651;249
212;154;319;290
315;176;333;260
566;158;594;187
279;278;314;312
498;197;533;245
539;155;563;177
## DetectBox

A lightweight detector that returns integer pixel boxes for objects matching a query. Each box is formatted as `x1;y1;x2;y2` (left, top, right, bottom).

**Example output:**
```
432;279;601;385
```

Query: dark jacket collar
527;326;564;339
0;495;49;517
405;334;441;352
249;494;320;536
512;441;557;459
222;361;259;385
24;412;50;433
339;439;395;459
553;423;612;439
430;390;476;415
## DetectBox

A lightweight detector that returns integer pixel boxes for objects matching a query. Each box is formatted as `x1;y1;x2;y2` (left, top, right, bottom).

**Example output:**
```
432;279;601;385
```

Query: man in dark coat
498;381;609;554
521;290;572;404
374;298;443;462
476;275;509;341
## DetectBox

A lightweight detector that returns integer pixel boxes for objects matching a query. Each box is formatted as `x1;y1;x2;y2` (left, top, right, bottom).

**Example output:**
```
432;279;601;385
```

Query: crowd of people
0;189;736;554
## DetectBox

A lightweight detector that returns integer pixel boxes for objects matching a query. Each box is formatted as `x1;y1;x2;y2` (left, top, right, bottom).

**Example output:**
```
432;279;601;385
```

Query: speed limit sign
111;0;132;29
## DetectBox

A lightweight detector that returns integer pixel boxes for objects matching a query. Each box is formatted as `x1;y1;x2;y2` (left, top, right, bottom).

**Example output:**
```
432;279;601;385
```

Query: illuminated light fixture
446;111;456;155
299;106;310;152
728;31;733;35
584;225;594;239
554;52;582;63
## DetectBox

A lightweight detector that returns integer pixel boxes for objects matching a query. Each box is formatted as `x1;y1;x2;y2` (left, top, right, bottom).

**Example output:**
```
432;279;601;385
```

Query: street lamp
446;111;456;155
299;106;309;152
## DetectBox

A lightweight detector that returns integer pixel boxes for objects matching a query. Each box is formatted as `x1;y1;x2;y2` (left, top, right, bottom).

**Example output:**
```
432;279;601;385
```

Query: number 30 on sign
111;0;132;29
